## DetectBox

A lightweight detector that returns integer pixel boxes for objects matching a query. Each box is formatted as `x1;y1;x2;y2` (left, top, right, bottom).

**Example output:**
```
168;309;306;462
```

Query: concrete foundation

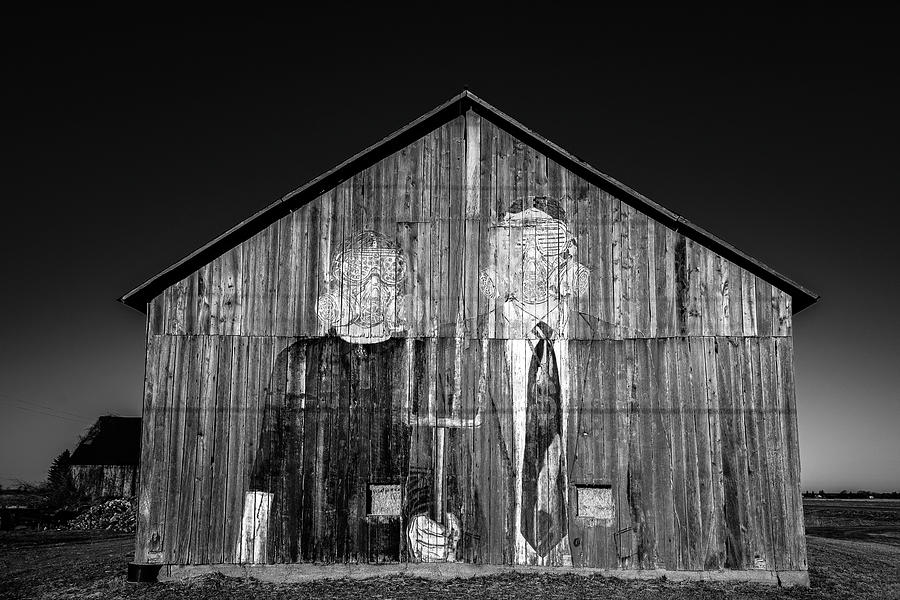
149;562;809;588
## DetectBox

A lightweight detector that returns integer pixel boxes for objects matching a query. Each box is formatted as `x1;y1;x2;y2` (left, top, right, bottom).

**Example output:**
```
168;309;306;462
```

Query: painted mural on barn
237;195;611;565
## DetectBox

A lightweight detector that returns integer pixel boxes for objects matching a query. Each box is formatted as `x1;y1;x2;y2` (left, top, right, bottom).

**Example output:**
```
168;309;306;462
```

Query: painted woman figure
238;230;412;563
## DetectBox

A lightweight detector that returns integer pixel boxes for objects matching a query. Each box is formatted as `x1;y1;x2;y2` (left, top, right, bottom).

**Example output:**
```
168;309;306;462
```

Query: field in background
1;499;898;599
804;498;900;547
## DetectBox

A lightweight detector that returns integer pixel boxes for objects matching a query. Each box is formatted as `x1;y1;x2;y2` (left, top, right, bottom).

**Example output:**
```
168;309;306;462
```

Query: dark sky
1;8;897;492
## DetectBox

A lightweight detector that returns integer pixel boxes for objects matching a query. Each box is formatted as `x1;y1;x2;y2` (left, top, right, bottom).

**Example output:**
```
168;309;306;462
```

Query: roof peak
119;91;818;314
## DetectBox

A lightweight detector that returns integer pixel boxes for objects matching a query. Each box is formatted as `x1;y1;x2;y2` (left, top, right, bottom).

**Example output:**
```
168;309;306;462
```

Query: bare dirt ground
2;500;898;600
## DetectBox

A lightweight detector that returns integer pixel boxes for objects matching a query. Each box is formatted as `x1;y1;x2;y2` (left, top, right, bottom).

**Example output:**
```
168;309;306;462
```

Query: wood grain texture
135;116;807;574
654;339;676;569
135;335;163;563
70;465;137;500
134;334;806;571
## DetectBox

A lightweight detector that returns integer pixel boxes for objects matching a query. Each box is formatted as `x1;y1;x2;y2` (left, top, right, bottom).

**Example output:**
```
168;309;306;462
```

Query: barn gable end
127;93;811;586
143;112;800;340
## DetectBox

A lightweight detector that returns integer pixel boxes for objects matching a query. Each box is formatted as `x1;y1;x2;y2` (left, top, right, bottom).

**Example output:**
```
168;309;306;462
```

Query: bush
67;498;135;533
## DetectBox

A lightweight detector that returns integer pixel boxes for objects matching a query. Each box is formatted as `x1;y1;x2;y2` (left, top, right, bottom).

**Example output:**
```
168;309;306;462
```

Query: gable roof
118;90;819;314
70;416;141;466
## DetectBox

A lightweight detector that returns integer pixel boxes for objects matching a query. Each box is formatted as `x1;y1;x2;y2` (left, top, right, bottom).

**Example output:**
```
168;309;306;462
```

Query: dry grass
2;500;898;599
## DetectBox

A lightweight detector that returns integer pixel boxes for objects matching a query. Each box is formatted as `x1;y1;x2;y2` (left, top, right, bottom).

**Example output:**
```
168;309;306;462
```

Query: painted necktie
520;321;567;557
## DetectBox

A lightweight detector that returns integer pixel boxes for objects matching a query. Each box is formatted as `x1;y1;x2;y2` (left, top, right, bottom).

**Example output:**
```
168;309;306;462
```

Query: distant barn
120;91;817;586
70;416;141;500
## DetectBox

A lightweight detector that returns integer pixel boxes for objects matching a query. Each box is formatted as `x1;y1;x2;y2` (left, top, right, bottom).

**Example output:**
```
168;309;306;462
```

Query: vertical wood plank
610;198;622;339
646;219;657;338
175;336;202;563
321;339;340;563
625;203;640;340
688;337;715;569
718;255;730;336
741;269;757;337
774;288;793;337
224;336;250;562
208;336;234;563
756;278;773;337
594;192;615;339
463;110;482;330
193;335;219;563
294;208;313;336
220;248;242;335
135;335;164;563
272;214;297;337
776;337;805;569
447;116;466;328
165;278;187;335
701;248;718;337
600;340;618;567
634;339;655;568
312;192;333;337
196;263;211;335
717;337;752;568
760;337;787;570
673;234;689;336
728;261;744;336
675;338;701;568
587;339;611;567
162;336;189;562
614;340;635;566
149;294;167;336
653;339;676;569
183;272;199;335
565;341;584;566
146;336;176;561
654;225;672;338
239;232;262;336
742;337;775;569
686;240;704;336
703;337;726;570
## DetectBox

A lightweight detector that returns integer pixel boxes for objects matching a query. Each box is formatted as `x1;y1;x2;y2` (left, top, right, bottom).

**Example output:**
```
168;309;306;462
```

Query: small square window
576;484;613;522
368;484;402;516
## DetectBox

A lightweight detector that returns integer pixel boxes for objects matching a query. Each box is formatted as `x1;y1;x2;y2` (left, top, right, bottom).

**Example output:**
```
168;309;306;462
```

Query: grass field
1;500;898;599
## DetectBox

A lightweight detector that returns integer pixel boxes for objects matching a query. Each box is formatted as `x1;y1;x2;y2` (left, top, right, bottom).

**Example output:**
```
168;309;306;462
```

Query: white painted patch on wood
576;485;614;522
369;484;402;516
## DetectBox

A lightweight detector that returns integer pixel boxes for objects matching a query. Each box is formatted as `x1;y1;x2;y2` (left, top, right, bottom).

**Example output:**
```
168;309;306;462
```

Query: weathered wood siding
148;116;793;341
136;112;805;572
71;465;138;500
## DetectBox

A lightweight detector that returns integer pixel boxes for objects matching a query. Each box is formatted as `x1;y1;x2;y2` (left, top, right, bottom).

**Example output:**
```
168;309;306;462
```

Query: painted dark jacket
248;310;602;564
249;335;409;563
247;331;515;564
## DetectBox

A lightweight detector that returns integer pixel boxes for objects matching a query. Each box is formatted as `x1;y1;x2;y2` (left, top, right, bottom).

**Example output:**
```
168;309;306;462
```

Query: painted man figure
405;195;599;565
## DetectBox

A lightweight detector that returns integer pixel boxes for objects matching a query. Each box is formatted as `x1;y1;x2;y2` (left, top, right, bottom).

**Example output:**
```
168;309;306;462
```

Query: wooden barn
119;91;817;586
70;416;141;500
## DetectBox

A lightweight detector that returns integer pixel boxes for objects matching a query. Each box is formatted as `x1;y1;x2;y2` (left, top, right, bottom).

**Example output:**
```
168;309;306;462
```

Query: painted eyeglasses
334;248;408;285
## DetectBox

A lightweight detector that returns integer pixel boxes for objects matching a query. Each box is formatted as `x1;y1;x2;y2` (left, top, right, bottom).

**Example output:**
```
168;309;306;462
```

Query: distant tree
45;450;80;508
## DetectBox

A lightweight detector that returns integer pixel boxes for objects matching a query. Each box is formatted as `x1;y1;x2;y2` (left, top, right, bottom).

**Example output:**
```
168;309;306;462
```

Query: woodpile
67;498;135;533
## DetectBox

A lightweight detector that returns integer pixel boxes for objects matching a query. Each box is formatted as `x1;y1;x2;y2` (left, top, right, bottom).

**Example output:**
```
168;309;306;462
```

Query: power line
0;393;92;421
0;400;92;424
